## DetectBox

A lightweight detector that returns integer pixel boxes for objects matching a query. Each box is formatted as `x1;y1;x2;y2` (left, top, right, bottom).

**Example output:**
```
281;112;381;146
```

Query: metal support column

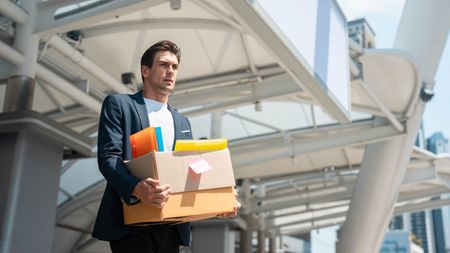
0;112;92;253
211;111;223;138
257;229;265;253
191;219;237;253
3;0;38;112
268;235;276;253
240;215;253;253
240;179;253;253
3;76;35;111
279;236;284;253
256;213;266;253
0;131;62;253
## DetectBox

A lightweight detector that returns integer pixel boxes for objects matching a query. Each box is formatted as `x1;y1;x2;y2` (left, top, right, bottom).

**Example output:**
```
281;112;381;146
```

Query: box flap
124;152;155;179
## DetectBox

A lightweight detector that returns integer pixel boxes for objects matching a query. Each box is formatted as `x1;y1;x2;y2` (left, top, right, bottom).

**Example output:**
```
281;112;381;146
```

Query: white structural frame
1;1;450;253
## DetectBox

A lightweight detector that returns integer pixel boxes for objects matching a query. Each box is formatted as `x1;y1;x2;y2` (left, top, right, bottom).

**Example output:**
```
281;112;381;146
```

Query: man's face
142;51;179;97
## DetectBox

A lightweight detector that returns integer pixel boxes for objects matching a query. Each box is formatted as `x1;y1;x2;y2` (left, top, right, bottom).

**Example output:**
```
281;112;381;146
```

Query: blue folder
154;126;164;152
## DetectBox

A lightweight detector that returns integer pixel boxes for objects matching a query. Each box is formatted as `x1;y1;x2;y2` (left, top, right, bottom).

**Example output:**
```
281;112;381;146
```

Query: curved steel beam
48;35;131;94
0;40;25;65
0;0;28;24
36;0;167;37
82;18;239;38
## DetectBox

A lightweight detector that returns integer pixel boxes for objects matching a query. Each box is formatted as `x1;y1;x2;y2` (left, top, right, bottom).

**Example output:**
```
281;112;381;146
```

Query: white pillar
394;0;450;84
337;107;425;252
211;111;223;138
337;1;450;252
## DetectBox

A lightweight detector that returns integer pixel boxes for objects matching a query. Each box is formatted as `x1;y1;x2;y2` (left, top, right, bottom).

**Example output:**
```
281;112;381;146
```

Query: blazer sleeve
97;95;140;204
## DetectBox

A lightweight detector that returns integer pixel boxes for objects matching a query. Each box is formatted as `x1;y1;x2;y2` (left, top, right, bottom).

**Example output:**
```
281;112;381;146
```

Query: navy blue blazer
92;91;192;245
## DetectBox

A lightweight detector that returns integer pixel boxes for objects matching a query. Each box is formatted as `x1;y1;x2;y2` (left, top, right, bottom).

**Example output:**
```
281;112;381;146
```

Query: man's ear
141;65;149;79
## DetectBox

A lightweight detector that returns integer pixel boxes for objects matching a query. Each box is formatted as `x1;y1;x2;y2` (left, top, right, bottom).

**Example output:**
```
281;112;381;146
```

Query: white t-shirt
143;98;174;151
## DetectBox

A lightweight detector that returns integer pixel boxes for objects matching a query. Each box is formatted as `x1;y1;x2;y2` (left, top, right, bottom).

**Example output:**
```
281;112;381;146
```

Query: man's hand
132;178;171;208
217;188;241;218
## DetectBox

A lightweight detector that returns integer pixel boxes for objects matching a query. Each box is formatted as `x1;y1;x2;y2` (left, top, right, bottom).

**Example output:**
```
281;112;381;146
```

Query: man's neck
142;89;168;104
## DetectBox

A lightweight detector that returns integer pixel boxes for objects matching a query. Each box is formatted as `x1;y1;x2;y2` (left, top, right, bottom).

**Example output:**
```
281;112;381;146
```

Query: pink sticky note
188;158;213;174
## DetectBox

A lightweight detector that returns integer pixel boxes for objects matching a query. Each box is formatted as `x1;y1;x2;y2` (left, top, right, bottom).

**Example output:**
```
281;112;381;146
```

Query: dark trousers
110;225;181;253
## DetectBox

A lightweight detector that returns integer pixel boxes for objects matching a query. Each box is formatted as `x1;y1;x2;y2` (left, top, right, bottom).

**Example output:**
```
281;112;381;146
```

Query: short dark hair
140;40;181;68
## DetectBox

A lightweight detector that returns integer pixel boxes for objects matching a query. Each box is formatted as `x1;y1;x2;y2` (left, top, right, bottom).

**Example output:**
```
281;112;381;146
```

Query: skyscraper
387;130;450;253
427;132;450;253
427;132;449;154
390;131;450;253
348;18;376;49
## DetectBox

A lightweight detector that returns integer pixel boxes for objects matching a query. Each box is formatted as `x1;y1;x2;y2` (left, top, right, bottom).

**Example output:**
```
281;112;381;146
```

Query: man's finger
152;198;165;204
153;184;171;193
150;187;164;193
150;201;166;208
144;178;160;187
142;197;166;208
160;184;171;192
152;192;168;200
162;191;170;201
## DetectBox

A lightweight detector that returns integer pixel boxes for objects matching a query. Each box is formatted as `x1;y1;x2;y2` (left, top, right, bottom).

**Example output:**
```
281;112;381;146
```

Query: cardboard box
123;148;236;225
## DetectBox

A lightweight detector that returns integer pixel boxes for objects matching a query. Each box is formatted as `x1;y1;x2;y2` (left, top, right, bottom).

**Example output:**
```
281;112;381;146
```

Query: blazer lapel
168;104;180;149
131;91;149;130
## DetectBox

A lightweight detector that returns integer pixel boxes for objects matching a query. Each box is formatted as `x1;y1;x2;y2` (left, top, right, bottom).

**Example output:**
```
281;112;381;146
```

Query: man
93;40;193;253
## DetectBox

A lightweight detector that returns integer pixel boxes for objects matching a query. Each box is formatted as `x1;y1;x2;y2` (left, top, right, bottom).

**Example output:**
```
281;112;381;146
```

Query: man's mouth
164;78;173;84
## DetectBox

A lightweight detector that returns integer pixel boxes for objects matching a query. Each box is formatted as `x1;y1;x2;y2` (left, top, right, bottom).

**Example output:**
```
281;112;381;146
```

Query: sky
337;0;450;142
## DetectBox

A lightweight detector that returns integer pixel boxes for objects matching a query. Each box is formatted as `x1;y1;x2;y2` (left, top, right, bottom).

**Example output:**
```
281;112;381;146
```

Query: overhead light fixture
255;100;262;112
121;72;136;86
170;0;181;10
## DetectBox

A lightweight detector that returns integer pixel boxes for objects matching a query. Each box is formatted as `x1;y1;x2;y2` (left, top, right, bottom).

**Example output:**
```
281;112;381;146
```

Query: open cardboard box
123;148;236;225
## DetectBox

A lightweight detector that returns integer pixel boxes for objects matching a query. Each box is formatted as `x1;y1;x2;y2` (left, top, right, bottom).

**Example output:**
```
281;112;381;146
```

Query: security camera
420;87;434;102
121;72;136;86
66;30;83;42
170;0;181;10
